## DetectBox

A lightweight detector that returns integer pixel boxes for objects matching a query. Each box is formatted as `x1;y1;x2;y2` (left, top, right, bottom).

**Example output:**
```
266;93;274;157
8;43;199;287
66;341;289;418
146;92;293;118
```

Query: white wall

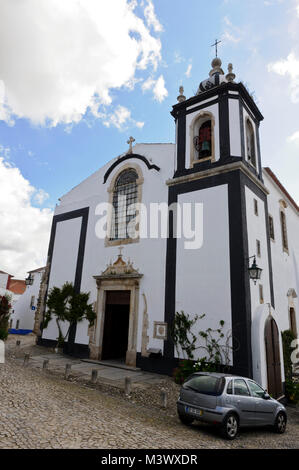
0;273;9;290
229;96;241;157
264;171;299;333
42;217;82;342
245;186;271;312
10;271;43;330
175;184;233;363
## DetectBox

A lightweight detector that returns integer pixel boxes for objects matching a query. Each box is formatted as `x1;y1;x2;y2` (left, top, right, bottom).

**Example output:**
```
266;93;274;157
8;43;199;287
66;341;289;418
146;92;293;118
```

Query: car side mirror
263;391;271;400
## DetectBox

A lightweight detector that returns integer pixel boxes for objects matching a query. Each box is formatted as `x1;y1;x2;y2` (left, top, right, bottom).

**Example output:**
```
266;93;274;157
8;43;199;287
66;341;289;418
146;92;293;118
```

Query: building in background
9;267;45;333
0;270;26;313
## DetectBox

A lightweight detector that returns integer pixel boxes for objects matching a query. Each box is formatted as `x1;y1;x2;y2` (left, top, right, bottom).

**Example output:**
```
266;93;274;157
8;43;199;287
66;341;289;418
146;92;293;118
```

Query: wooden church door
264;317;283;399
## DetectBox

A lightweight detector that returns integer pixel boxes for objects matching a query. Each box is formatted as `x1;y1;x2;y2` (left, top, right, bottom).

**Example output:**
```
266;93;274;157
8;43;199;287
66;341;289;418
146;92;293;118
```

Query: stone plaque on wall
153;322;168;340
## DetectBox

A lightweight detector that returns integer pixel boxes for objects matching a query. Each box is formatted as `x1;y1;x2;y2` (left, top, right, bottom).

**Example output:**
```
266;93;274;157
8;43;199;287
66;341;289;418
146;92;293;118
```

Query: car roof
192;372;251;380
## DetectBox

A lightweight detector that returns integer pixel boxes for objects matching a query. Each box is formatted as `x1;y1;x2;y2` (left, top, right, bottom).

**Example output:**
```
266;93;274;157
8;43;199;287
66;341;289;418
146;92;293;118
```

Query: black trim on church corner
38;207;90;356
239;98;245;160
176;114;186;174
162;169;276;378
103;153;160;184
219;91;231;161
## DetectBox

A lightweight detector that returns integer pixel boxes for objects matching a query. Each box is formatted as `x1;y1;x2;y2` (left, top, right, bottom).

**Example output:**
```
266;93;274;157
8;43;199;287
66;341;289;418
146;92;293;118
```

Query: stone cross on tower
211;39;221;58
127;136;135;154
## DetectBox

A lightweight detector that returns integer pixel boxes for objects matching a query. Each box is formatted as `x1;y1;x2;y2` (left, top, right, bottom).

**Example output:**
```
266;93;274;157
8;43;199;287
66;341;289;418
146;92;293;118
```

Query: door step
81;358;141;372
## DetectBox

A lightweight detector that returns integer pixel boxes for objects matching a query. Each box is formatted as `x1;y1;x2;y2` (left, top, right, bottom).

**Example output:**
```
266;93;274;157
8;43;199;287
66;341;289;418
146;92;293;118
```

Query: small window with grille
254;199;258;216
259;285;264;304
110;169;138;241
256;239;261;257
280;210;289;253
269;215;275;241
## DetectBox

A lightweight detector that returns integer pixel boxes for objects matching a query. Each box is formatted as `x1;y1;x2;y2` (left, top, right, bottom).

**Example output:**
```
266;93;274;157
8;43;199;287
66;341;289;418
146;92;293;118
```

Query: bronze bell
201;140;210;152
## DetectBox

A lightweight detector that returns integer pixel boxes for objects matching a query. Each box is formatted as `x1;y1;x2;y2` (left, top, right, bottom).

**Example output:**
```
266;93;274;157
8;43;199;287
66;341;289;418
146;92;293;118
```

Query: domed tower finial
177;86;186;103
209;57;225;77
226;63;236;82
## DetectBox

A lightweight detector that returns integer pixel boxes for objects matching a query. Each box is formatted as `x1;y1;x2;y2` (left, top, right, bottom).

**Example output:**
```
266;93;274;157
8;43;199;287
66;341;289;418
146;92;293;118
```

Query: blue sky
0;0;298;277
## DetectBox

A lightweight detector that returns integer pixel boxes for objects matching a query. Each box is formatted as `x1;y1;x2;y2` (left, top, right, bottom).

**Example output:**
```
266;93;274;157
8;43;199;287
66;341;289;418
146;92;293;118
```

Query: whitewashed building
37;57;299;399
10;267;45;332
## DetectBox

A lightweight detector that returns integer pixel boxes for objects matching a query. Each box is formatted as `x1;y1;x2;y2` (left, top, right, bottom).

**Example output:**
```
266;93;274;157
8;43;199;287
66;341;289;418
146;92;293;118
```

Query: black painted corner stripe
103;153;160;184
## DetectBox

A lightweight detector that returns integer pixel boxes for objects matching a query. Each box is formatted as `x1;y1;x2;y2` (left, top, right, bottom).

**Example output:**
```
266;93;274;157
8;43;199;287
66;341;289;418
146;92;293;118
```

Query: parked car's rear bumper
177;400;225;425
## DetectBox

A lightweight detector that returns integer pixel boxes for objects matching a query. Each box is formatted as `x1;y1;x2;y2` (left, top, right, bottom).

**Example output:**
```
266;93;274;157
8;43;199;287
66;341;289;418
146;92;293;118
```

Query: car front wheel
273;412;287;434
221;413;239;440
178;413;194;426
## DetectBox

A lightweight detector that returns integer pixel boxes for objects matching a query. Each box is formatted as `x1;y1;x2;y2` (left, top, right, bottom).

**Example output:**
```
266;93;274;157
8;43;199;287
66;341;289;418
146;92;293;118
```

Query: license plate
185;406;203;417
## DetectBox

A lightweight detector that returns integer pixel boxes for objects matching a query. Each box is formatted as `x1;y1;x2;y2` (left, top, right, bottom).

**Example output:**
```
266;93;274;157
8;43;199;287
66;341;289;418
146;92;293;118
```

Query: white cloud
0;145;10;160
33;189;50;205
0;0;162;127
222;16;242;44
143;0;163;32
185;63;192;78
174;51;183;64
0;154;53;278
287;130;299;143
141;74;168;102
102;105;144;130
268;52;299;102
153;75;168;102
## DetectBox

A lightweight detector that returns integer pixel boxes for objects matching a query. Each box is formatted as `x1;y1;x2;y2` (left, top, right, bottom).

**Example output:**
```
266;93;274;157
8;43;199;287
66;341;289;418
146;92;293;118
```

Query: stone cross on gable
127;136;135;154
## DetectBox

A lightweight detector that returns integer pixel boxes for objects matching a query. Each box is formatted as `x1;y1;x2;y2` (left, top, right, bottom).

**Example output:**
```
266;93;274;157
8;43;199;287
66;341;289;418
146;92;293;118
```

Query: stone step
81;358;141;372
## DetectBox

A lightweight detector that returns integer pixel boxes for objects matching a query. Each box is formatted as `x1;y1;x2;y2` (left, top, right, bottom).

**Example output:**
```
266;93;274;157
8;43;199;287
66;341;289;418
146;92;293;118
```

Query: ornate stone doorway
90;252;143;367
102;290;130;361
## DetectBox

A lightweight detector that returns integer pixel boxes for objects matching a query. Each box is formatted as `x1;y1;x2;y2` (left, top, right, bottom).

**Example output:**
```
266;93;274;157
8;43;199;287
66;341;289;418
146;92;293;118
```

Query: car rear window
183;374;224;396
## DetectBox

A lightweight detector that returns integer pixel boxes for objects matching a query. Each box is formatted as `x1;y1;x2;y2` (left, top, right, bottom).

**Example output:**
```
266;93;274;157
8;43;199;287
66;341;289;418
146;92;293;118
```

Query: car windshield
183;374;224;396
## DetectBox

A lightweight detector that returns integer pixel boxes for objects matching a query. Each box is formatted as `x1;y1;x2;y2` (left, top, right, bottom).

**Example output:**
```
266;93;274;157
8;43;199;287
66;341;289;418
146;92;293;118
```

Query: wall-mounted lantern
248;256;262;285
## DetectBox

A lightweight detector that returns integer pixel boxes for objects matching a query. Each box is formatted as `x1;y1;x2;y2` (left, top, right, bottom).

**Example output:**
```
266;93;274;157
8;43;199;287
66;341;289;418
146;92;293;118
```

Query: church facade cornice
171;82;264;123
166;160;269;195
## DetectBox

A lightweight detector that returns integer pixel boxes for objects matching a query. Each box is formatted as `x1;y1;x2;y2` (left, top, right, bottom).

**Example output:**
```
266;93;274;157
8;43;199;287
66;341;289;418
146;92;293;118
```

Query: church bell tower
171;57;264;181
164;56;274;379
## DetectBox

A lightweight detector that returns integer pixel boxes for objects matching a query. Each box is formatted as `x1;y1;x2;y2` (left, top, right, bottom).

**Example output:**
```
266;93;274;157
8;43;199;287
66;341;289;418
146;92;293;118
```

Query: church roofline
171;82;264;122
27;267;46;274
263;167;299;213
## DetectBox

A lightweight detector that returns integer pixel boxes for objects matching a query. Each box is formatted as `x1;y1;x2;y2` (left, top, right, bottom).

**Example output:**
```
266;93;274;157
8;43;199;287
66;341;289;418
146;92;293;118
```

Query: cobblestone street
0;358;299;449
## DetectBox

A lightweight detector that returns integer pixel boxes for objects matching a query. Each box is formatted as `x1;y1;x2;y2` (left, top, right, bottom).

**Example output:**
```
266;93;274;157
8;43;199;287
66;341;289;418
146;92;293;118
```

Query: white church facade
37;57;299;399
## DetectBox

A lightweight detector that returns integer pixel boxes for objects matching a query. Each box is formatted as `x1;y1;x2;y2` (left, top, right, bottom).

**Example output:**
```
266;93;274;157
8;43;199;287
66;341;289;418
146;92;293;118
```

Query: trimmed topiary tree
42;282;96;349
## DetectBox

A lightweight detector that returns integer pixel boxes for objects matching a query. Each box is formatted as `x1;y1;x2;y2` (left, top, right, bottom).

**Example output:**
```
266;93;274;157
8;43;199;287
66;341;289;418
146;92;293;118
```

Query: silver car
177;372;287;439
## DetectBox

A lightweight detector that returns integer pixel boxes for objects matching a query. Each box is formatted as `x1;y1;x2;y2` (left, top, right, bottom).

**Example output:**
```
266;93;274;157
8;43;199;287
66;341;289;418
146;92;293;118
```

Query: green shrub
0;327;8;341
285;378;299;404
282;330;296;380
0;294;11;340
173;358;220;384
173;360;195;384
